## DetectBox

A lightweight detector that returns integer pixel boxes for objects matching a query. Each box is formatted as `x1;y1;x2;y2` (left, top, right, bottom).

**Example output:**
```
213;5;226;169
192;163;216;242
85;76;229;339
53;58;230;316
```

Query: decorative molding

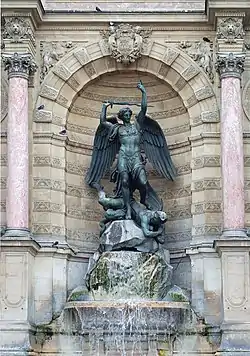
192;178;221;192
191;155;221;169
2;52;37;80
66;123;95;136
70;104;187;120
66;161;87;176
164;230;192;242
34;110;52;123
162;185;191;200
0;201;6;212
33;155;64;168
195;86;214;101
216;52;245;79
66;206;102;221
1;73;8;122
101;24;152;65
193;224;222;236
79;90;178;103
84;63;96;77
216;17;245;43
193;201;222;214
246;180;250;190
66;228;99;243
0;177;7;189
243;79;250;121
33;201;65;214
245;156;250;167
167;205;192;221
176;163;191;176
66;184;97;199
39;84;59;101
40;41;74;83
179;39;214;82
2;16;35;46
33;178;65;191
66;121;190;138
0;154;7;166
191;111;220;126
32;223;65;236
163;47;179;65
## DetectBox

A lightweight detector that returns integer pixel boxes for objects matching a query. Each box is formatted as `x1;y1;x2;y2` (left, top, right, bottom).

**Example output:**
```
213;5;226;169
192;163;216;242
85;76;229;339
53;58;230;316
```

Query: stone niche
63;70;192;291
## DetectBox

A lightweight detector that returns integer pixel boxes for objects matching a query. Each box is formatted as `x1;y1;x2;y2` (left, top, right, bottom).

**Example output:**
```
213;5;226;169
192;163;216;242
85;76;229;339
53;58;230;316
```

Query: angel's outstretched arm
100;102;114;128
137;81;147;124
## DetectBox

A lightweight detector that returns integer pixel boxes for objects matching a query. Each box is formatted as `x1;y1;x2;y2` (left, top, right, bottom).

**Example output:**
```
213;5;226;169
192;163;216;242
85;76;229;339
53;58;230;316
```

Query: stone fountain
53;82;192;355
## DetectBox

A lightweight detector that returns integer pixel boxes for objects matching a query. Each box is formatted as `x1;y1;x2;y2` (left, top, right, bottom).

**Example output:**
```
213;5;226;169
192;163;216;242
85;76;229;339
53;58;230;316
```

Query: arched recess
35;40;219;127
32;41;220;291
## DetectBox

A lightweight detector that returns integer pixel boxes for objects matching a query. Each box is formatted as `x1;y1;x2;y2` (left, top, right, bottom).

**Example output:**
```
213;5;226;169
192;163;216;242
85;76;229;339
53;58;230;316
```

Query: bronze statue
86;81;176;225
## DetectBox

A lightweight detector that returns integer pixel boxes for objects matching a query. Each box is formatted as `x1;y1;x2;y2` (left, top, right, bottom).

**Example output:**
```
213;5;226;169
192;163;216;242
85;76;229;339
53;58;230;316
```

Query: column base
221;228;248;238
0;321;38;356
2;228;32;239
216;323;250;355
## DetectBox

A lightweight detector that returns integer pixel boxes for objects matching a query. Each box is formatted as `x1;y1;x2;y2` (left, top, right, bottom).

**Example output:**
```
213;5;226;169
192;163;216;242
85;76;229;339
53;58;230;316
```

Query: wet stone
88;250;173;301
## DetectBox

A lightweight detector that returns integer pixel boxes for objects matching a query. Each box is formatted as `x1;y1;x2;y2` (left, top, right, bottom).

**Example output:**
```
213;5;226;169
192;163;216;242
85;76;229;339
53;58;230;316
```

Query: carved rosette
216;17;245;43
2;52;37;80
2;17;36;46
215;53;245;79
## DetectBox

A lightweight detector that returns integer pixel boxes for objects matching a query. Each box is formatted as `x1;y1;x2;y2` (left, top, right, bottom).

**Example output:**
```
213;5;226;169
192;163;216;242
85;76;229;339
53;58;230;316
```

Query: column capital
215;52;245;79
2;52;37;80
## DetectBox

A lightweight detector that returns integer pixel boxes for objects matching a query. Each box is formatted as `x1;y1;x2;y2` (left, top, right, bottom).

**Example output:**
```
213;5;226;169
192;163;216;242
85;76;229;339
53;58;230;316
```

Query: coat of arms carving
101;24;151;65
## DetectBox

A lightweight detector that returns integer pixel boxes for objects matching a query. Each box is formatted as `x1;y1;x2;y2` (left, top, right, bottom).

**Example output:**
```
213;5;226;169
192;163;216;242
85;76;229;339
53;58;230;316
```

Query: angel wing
85;116;120;188
140;115;176;180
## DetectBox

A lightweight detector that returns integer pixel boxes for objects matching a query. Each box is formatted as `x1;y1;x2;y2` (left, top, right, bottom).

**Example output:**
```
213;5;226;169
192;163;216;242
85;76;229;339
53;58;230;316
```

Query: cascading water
62;249;190;356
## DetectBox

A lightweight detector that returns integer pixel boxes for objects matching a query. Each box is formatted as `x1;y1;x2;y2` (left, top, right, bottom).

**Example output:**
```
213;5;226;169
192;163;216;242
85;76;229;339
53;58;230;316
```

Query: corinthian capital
216;52;245;79
2;52;37;80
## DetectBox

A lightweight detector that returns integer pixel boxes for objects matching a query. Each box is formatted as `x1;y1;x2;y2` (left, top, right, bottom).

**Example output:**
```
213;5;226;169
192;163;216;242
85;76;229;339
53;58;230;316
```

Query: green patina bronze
86;81;176;244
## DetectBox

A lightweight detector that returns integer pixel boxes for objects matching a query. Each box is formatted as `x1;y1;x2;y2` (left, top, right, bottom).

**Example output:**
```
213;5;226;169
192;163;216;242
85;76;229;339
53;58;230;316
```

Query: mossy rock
164;285;189;302
68;285;91;302
89;251;173;300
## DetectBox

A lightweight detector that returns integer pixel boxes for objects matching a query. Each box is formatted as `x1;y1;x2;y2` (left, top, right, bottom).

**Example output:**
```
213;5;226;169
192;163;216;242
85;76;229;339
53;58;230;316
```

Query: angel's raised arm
100;102;114;128
136;81;147;125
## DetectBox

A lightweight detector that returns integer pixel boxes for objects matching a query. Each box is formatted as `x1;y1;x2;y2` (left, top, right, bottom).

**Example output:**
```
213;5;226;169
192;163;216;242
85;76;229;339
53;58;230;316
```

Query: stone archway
34;40;219;127
32;40;220;262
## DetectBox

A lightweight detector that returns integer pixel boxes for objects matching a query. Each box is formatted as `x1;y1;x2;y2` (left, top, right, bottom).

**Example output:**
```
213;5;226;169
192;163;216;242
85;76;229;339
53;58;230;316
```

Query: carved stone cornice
215;52;245;79
2;52;37;80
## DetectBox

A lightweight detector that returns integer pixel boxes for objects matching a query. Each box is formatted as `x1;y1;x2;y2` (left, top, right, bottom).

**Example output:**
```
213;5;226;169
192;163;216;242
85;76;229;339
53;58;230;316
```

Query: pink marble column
2;53;36;238
216;53;247;237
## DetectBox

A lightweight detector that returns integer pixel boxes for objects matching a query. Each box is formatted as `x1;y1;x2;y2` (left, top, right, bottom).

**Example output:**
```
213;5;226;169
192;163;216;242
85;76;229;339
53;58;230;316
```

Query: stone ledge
214;237;250;252
0;238;41;255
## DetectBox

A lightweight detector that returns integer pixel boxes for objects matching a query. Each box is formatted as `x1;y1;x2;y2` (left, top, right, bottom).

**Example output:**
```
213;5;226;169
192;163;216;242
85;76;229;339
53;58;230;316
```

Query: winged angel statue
86;81;176;236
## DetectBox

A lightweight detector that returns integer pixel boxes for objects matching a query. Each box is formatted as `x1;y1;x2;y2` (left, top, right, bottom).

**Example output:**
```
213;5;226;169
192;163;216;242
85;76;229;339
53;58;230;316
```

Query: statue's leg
120;172;132;219
138;170;148;207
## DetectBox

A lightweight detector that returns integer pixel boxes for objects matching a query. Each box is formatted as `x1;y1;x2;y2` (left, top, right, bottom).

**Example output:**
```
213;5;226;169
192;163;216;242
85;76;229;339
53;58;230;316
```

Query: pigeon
203;37;211;43
37;104;45;110
52;241;59;247
59;129;67;136
95;6;102;12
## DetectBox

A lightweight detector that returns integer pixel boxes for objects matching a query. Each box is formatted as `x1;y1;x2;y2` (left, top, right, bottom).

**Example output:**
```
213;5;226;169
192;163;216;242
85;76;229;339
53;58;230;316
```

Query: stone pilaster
216;52;246;238
214;239;250;355
214;48;250;354
2;53;37;238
